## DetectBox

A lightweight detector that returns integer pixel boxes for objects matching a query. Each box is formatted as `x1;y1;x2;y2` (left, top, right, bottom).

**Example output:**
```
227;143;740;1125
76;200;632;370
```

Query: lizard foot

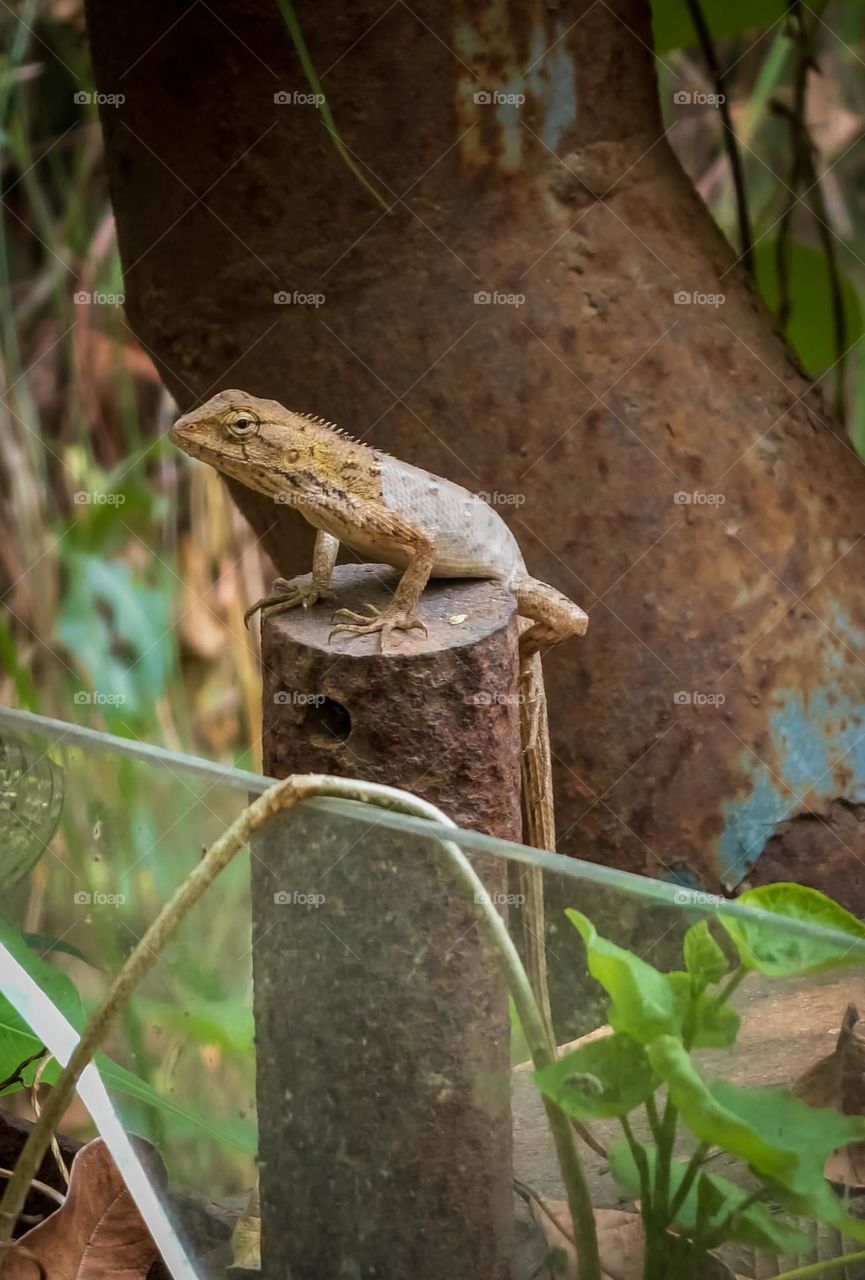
244;580;336;629
328;603;428;644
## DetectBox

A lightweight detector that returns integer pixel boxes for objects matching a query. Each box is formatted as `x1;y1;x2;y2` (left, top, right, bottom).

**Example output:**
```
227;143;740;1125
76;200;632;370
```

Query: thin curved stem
683;0;754;277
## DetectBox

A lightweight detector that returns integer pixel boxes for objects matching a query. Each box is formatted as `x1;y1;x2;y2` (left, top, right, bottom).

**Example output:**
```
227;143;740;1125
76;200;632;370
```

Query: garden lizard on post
171;390;588;1036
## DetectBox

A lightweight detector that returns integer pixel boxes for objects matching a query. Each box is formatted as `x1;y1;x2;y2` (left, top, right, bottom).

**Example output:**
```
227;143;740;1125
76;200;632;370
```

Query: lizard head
170;389;322;499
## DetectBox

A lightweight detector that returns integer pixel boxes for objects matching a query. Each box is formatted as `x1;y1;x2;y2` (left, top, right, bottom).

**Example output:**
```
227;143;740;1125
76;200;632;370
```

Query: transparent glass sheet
1;705;864;1278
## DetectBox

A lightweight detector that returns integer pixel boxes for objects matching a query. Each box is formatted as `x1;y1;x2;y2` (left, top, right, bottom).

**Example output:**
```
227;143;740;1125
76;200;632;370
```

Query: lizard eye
224;410;260;438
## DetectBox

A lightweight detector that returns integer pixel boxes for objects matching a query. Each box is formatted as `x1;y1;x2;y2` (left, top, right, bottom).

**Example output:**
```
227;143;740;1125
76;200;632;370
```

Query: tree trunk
84;0;865;906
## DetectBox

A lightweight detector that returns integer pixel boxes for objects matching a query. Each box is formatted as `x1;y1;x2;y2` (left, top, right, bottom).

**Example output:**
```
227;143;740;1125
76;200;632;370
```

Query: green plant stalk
273;0;388;211
798;134;847;420
773;1249;865;1280
713;964;745;1007
620;1115;652;1214
702;1186;767;1252
0;776;602;1280
667;1141;708;1221
0;0;39;382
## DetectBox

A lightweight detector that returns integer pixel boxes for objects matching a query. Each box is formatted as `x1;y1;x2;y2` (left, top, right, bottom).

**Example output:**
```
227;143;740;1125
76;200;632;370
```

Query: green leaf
0;616;39;711
567;912;737;1049
719;883;865;975
683;921;729;989
0;918;86;1088
97;1055;255;1154
608;1139;810;1254
667;972;740;1049
56;550;174;720
651;0;785;55
754;241;864;376
534;1033;653;1119
134;997;254;1058
22;934;91;965
648;1035;865;1203
566;910;680;1043
0;920;254;1154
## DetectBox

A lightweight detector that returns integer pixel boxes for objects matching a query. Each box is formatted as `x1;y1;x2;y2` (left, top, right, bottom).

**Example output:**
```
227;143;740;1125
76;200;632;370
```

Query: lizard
170;389;588;1038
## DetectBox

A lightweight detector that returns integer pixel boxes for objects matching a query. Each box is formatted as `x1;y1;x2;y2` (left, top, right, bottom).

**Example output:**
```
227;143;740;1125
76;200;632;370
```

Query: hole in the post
306;696;352;746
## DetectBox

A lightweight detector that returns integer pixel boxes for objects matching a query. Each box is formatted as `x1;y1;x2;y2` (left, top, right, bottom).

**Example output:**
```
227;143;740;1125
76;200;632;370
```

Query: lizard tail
518;647;555;1043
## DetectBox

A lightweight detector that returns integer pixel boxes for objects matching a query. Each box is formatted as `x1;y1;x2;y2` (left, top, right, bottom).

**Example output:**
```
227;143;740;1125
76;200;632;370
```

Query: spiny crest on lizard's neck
170;388;379;499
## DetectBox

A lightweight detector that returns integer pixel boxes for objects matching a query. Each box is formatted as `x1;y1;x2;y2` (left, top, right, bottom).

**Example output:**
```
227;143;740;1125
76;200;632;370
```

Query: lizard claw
330;604;383;625
244;581;336;629
328;606;428;645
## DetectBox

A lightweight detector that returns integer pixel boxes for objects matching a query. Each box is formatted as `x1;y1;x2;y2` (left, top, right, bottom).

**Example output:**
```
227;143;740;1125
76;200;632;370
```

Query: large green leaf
566;910;681;1043
652;0;785;54
754;241;864;376
534;1033;652;1120
719;883;865;975
566;911;737;1048
608;1139;810;1254
648;1036;865;1204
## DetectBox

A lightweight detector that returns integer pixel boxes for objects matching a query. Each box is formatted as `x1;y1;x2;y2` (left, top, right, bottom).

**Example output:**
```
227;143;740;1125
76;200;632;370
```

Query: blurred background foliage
1;0;865;1194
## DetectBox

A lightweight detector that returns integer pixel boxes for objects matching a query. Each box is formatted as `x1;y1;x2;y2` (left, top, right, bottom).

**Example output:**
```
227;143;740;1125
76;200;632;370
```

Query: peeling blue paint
453;14;576;164
524;31;576;150
717;684;865;888
660;864;703;889
828;602;865;653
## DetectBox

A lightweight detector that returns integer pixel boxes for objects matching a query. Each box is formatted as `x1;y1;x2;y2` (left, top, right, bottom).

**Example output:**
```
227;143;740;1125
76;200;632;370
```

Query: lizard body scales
171;389;588;1034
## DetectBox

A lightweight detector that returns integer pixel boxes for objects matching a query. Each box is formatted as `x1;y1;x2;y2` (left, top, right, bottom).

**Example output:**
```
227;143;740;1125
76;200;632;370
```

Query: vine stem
0;774;602;1280
713;964;745;1006
682;0;754;277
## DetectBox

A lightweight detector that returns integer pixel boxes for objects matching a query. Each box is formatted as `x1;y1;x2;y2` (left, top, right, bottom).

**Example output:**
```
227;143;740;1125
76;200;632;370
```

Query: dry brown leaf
794;1003;865;1193
4;1137;167;1280
528;1197;736;1280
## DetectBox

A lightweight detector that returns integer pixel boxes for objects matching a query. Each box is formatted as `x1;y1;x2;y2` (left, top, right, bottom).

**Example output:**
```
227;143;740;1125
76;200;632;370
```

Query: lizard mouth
169;419;205;457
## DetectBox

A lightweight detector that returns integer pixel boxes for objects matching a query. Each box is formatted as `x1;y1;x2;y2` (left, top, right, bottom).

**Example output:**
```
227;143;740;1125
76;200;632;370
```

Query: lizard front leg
244;529;339;628
329;509;435;644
